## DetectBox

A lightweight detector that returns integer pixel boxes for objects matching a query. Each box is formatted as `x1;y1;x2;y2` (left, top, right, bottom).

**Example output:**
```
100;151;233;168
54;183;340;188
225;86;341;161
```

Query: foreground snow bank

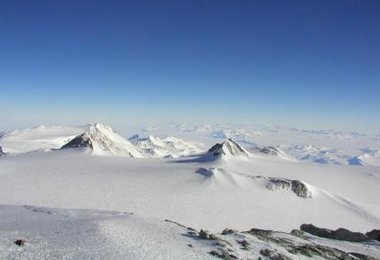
0;205;213;260
1;205;379;260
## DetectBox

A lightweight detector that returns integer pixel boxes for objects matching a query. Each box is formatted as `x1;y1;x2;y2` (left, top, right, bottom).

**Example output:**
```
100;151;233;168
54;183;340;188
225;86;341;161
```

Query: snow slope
0;205;214;260
0;123;379;258
0;145;379;233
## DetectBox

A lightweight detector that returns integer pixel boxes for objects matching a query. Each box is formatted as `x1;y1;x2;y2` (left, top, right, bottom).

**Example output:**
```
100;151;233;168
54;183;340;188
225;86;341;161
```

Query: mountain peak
208;138;249;158
60;123;142;158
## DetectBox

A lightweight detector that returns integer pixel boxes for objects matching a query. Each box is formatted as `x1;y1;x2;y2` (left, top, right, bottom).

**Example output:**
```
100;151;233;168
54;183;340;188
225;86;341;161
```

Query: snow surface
0;123;379;259
1;205;379;259
0;141;379;233
0;205;214;260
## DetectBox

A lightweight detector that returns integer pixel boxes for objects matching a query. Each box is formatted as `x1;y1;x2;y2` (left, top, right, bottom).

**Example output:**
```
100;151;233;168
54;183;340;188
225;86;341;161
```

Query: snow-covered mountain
61;123;143;158
129;134;202;158
207;138;250;158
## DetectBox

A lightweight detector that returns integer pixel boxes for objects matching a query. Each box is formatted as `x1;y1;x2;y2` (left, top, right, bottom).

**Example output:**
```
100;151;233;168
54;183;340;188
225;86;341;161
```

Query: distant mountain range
1;123;379;166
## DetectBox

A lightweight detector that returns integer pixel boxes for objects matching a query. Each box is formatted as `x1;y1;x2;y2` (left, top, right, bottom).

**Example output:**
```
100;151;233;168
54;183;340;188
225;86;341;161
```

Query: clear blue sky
0;0;379;132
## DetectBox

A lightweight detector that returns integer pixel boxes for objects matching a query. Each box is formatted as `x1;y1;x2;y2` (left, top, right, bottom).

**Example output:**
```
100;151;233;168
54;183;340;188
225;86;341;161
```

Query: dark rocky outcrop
263;177;312;198
179;222;378;259
198;229;211;240
366;229;380;241
301;224;371;242
300;224;334;239
0;146;5;156
334;228;369;242
221;228;236;235
14;239;26;246
290;180;310;198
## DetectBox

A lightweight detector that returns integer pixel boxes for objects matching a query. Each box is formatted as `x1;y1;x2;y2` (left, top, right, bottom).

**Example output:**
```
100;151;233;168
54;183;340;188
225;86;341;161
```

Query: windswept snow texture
0;205;214;260
0;142;379;233
129;135;202;158
1;205;379;260
61;123;143;158
0;123;379;252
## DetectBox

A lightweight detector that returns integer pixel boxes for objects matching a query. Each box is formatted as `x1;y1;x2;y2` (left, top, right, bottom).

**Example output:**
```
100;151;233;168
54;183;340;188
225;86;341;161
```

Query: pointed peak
208;138;249;158
60;123;142;158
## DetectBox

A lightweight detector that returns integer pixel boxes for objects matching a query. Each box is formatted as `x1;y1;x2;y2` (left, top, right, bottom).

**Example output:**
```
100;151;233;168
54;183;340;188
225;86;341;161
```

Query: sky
0;0;379;132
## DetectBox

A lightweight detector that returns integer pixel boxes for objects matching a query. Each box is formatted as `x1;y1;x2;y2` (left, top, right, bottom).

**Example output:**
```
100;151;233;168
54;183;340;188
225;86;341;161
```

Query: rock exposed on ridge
300;224;371;242
366;229;380;241
61;133;93;149
261;177;312;198
300;224;335;239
